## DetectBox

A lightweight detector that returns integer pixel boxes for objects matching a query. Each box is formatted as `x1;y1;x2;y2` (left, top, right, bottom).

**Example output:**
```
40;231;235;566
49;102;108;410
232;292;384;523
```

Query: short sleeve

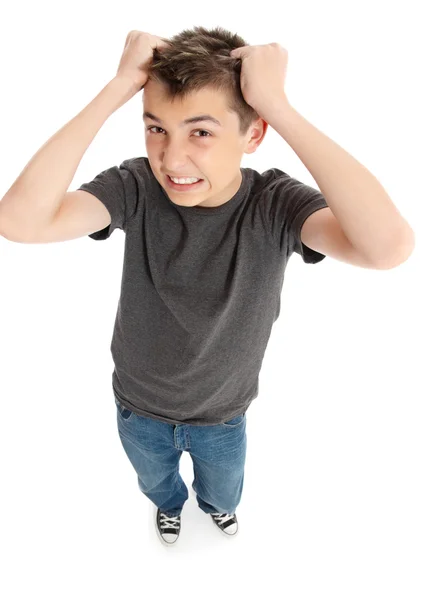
265;171;329;264
77;159;138;240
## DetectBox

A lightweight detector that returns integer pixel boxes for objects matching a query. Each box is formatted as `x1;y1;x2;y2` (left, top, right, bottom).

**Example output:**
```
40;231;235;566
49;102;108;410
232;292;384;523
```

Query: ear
245;118;268;154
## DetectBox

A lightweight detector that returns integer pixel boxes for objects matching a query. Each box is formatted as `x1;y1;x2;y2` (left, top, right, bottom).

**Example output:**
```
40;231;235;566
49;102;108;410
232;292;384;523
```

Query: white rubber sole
154;508;181;547
210;514;239;537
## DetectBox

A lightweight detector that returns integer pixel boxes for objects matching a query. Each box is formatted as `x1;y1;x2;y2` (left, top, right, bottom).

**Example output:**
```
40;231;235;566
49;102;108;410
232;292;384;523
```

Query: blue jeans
115;397;247;517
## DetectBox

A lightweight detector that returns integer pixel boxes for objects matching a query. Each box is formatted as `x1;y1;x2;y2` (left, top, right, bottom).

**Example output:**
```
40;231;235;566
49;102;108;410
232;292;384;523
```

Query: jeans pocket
222;412;246;427
115;397;134;421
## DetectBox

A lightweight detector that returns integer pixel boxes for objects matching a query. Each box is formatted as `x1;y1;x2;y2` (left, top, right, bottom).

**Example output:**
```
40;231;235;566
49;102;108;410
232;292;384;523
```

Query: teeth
170;176;201;184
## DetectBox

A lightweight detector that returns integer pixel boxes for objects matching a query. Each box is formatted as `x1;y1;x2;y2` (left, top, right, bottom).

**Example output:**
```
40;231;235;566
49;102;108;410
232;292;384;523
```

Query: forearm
0;76;137;238
268;101;415;264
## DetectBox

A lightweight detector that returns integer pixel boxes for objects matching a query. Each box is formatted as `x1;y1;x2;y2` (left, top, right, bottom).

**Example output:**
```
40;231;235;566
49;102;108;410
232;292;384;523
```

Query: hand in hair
116;30;170;93
230;43;290;119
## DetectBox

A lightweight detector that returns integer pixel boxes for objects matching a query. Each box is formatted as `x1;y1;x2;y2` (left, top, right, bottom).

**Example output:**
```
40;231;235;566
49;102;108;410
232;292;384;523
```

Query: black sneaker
210;512;238;536
156;508;181;545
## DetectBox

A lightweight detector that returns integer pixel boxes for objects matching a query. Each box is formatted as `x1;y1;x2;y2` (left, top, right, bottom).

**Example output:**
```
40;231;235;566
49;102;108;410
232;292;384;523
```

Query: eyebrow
143;111;222;127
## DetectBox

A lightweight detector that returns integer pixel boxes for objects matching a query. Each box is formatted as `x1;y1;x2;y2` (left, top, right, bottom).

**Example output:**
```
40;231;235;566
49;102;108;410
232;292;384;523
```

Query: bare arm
0;76;137;240
0;30;170;242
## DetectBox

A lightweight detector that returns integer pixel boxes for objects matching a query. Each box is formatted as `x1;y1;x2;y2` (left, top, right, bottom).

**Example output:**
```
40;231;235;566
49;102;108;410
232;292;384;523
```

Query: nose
161;139;192;173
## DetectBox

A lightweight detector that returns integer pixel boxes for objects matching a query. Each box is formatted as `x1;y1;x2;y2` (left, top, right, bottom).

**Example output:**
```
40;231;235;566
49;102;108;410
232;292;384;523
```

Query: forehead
142;79;234;126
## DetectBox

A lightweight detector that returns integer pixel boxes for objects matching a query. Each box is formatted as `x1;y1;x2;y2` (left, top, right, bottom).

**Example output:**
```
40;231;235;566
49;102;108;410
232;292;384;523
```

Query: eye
146;126;164;134
146;126;211;137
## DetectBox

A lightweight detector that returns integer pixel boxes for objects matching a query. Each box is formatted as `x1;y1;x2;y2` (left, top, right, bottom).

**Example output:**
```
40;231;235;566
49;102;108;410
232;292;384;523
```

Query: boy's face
142;79;267;209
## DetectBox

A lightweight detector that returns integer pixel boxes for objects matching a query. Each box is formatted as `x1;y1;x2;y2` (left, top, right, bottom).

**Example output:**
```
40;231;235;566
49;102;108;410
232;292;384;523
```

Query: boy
0;26;414;547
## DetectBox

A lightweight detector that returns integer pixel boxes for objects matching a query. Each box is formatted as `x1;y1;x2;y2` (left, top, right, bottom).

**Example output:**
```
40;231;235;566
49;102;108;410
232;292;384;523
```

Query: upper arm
14;190;112;244
300;207;380;269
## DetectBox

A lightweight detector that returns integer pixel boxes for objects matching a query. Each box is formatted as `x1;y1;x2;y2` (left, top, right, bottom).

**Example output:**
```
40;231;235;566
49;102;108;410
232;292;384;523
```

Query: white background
0;1;425;598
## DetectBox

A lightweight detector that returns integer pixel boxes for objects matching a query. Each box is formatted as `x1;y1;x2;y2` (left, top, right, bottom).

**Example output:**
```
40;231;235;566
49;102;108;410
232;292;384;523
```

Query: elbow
374;227;416;270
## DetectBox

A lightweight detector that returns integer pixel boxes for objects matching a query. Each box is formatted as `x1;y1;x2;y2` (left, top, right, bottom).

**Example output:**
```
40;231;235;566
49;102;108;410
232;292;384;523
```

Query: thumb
230;47;243;58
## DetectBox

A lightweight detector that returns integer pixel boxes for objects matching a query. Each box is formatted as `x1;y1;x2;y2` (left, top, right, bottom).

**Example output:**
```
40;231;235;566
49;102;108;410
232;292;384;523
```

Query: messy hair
147;25;260;137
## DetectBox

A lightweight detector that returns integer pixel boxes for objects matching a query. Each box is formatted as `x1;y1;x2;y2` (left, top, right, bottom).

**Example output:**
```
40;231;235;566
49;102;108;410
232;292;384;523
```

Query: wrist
113;74;144;95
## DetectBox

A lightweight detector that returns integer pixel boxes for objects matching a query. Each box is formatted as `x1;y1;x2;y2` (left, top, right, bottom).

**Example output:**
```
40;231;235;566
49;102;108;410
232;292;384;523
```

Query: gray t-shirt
78;156;328;425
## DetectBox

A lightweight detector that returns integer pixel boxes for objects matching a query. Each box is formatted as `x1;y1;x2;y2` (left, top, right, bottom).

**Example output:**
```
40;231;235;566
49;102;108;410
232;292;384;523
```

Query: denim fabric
115;397;247;517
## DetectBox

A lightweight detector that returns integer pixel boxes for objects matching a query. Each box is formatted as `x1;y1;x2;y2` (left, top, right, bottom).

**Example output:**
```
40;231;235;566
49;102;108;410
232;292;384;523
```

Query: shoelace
211;513;235;526
160;513;180;530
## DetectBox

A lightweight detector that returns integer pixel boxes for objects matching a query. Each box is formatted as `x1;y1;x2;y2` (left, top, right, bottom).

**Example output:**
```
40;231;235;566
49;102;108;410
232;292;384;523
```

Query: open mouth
166;175;204;191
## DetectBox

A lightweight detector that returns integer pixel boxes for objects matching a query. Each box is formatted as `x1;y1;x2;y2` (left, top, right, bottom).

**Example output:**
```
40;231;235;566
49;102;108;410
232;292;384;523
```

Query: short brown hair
147;26;260;136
